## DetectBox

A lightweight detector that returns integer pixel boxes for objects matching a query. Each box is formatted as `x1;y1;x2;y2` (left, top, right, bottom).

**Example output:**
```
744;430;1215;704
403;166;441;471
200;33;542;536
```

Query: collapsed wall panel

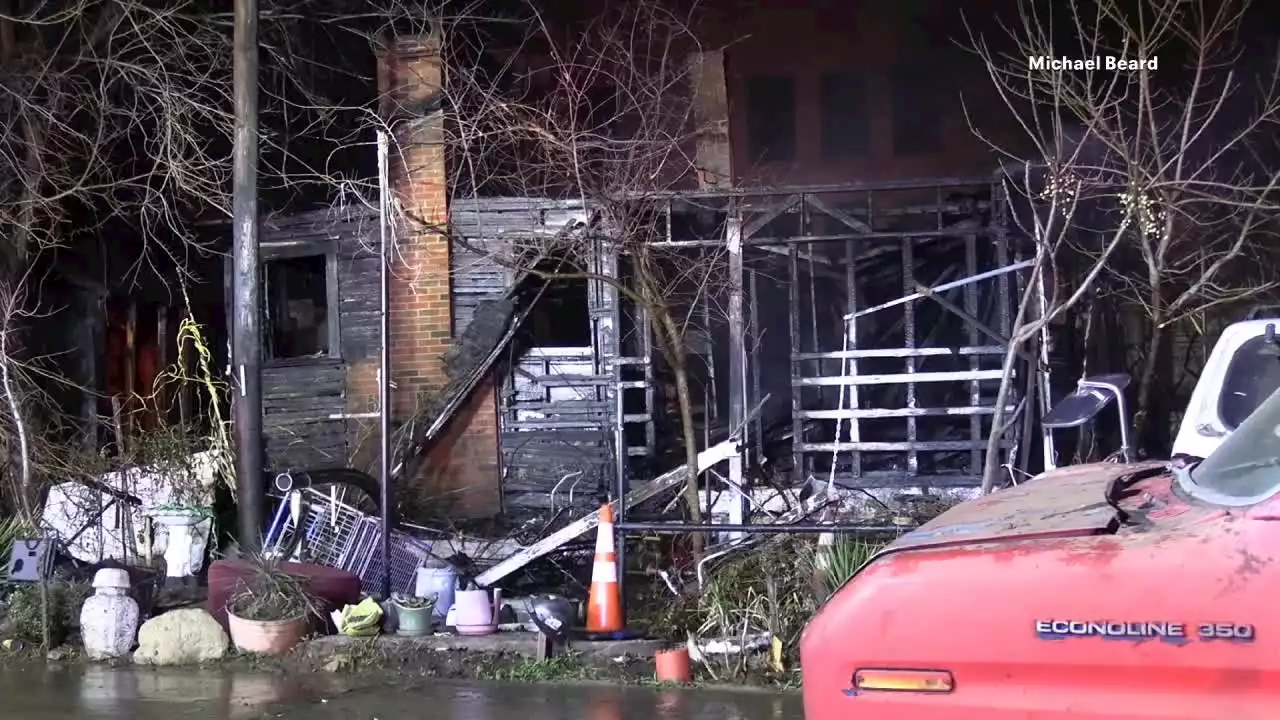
451;197;615;519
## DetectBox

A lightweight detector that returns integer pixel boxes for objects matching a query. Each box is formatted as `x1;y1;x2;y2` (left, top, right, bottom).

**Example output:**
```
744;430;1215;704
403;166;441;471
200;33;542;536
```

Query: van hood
891;461;1169;552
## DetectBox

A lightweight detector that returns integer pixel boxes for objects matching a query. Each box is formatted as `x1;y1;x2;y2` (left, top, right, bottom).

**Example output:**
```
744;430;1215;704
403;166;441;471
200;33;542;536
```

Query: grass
225;551;319;622
474;653;601;683
3;579;92;647
470;651;798;691
804;536;884;599
1;628;804;694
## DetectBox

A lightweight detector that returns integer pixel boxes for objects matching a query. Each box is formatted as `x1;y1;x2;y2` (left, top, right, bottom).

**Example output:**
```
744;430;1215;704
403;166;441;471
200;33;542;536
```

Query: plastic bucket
394;603;434;636
415;566;457;619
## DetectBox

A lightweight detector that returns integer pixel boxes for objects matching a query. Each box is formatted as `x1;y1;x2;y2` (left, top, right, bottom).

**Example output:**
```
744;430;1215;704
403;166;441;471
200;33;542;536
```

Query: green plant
664;534;885;680
391;593;433;610
4;580;92;647
801;536;882;600
475;653;598;683
128;428;216;508
226;553;318;622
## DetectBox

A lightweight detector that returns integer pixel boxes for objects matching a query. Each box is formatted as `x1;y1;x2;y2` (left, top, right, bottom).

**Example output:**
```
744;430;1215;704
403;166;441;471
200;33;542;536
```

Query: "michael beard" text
1029;56;1158;71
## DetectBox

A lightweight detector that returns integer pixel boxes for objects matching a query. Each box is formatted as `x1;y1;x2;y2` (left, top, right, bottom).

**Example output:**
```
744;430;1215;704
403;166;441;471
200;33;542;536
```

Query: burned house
33;0;1036;532
225;0;1036;529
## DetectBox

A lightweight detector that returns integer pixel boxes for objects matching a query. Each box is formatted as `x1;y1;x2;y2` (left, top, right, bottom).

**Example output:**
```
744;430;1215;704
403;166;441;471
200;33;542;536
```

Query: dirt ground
287;637;801;691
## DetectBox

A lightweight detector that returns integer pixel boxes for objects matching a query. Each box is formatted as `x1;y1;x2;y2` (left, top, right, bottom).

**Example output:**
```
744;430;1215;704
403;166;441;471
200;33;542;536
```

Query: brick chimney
690;49;734;188
369;33;502;518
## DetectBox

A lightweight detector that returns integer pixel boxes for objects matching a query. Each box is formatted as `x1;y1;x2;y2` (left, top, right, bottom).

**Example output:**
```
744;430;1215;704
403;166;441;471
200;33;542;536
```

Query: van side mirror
1265;323;1280;354
1042;373;1133;464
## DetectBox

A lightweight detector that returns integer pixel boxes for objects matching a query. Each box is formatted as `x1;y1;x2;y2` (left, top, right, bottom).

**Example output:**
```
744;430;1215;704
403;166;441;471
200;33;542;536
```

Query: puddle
0;666;802;719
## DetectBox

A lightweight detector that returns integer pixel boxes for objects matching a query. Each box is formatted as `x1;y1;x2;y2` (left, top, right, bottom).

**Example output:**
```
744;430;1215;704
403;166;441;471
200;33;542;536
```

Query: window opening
525;258;592;348
744;75;797;163
819;72;870;159
890;63;944;155
263;254;331;361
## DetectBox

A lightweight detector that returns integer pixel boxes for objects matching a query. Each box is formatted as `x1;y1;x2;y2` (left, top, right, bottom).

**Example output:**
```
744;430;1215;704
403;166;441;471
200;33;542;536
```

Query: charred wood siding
451;197;612;518
451;198;531;336
502;351;614;514
262;363;347;469
254;209;380;472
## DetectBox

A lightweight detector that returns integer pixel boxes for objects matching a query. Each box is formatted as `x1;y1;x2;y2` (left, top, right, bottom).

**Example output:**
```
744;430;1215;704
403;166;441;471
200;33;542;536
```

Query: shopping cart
264;489;439;596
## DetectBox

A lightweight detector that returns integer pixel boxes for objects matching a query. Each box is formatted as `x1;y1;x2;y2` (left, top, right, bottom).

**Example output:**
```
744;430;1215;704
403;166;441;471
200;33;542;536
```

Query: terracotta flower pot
226;613;309;656
655;647;692;683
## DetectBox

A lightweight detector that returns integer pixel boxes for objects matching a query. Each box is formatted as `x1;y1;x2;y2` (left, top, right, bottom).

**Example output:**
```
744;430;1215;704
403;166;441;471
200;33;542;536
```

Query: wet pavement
0;666;802;719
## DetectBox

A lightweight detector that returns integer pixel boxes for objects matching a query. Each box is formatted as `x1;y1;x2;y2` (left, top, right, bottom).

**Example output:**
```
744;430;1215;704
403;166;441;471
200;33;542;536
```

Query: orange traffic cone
586;503;624;634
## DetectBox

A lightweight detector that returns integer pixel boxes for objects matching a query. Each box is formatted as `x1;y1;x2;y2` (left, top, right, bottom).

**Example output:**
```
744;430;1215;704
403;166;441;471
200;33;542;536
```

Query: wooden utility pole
231;0;265;550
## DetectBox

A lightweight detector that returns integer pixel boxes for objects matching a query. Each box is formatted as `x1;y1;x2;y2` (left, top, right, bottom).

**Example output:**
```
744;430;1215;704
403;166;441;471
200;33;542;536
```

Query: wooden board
475;439;740;587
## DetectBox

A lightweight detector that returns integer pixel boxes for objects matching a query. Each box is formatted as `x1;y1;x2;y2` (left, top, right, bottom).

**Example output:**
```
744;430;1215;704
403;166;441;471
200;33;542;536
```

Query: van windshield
1188;385;1280;501
1219;336;1280;429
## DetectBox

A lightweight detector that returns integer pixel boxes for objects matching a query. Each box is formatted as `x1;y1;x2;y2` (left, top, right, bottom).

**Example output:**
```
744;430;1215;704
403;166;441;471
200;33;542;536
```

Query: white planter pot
147;510;211;579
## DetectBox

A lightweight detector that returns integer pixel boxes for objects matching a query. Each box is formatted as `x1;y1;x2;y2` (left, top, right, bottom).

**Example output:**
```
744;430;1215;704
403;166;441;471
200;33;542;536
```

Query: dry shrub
644;534;884;678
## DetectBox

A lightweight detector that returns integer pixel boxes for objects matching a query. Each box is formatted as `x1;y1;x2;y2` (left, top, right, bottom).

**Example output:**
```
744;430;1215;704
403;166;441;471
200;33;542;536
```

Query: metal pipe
615;522;907;534
603;245;628;620
787;244;802;485
376;130;395;600
650;228;993;249
638;176;994;201
726;208;747;539
748;270;764;456
846;259;1036;320
549;470;583;514
231;0;264;552
1079;378;1133;463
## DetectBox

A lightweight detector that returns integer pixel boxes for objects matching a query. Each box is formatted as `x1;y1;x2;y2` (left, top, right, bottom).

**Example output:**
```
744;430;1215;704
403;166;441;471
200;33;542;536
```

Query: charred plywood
502;349;613;513
501;429;612;512
451;200;523;336
260;208;382;364
451;197;592;333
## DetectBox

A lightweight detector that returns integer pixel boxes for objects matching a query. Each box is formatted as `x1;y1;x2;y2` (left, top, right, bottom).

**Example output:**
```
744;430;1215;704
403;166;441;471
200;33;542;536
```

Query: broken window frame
259;241;342;366
523;258;594;349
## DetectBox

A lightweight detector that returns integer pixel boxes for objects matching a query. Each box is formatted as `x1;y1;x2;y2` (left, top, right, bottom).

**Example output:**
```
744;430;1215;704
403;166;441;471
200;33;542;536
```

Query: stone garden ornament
79;568;140;660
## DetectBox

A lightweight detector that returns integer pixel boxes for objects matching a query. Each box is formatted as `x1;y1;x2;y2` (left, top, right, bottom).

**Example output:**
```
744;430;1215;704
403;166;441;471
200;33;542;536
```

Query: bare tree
966;0;1280;486
0;0;237;275
0;0;378;520
0;0;230;516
